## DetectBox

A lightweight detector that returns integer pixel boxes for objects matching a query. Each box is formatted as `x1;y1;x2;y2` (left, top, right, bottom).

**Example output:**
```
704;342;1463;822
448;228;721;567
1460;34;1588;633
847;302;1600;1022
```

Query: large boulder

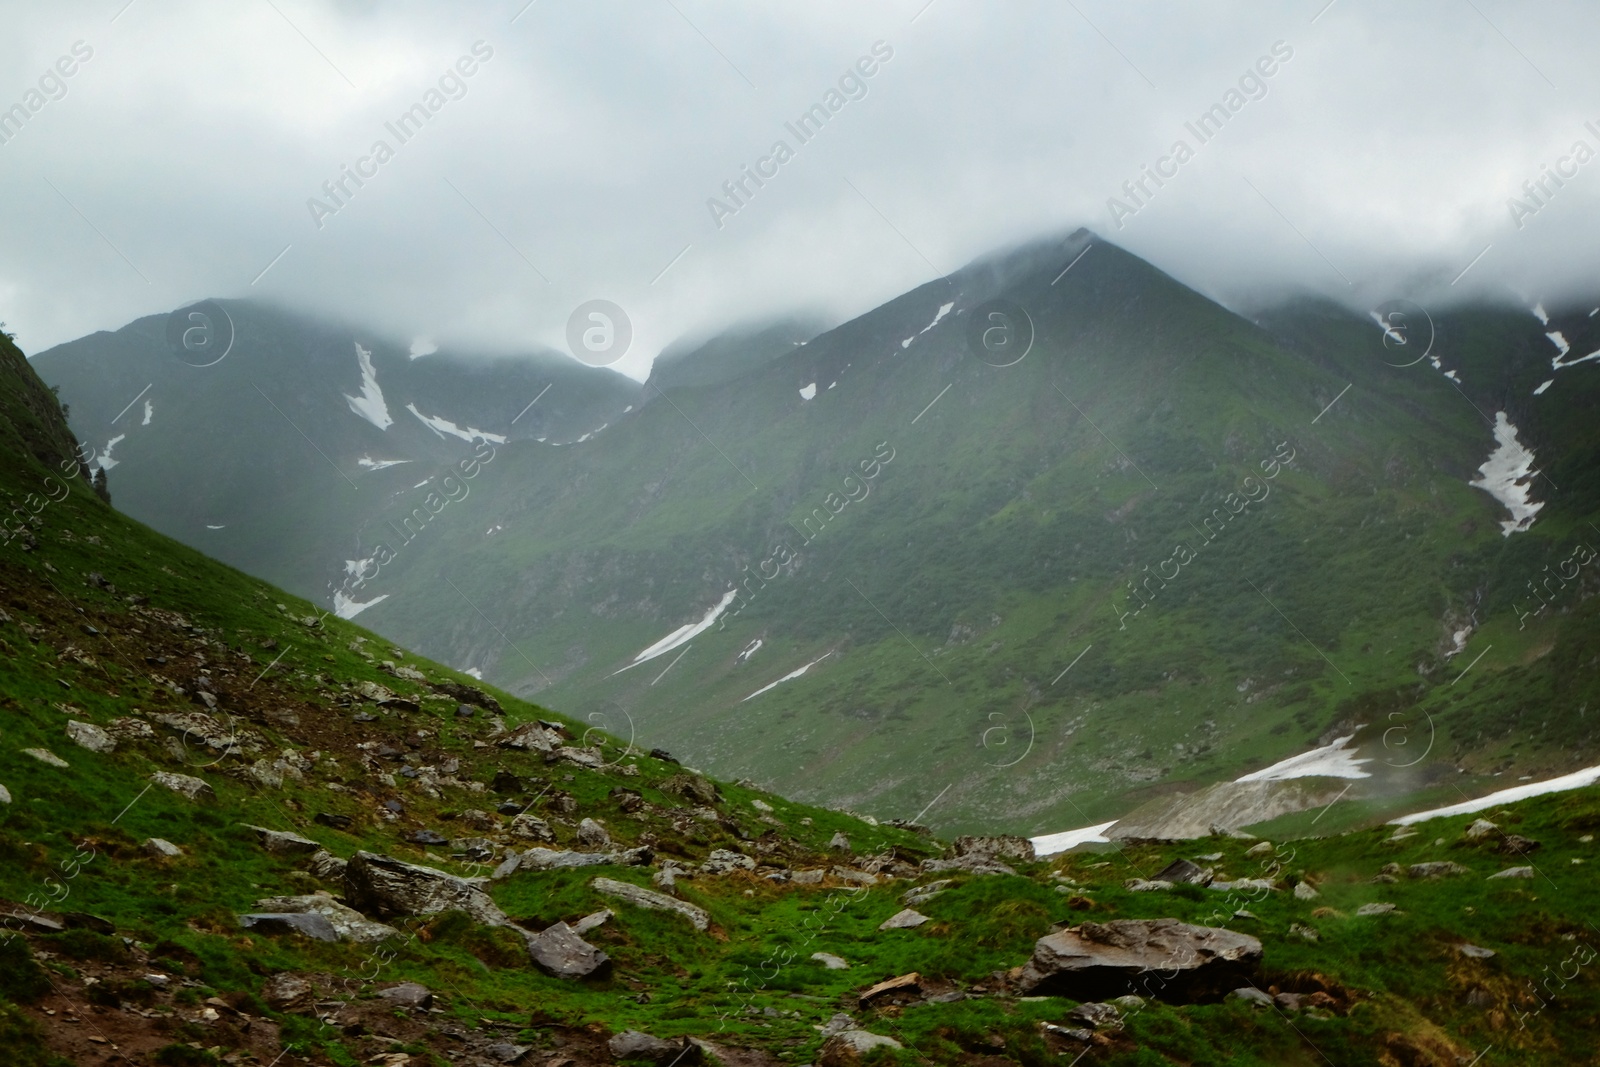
343;851;507;927
65;721;116;754
242;825;322;856
239;911;339;941
527;922;610;979
607;1030;701;1064
149;771;217;803
1016;919;1261;1001
253;893;400;943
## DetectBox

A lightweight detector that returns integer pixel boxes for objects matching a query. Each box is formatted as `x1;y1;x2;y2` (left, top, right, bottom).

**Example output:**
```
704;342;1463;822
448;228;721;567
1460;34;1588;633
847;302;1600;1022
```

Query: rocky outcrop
149;771;216;802
591;877;710;931
239;911;339;941
1016;919;1262;1001
344;851;507;926
607;1030;701;1064
253;893;399;943
65;720;115;753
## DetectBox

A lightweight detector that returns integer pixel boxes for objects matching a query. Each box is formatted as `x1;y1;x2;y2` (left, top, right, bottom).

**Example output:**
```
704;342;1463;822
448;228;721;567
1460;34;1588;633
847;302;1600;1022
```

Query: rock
702;849;756;875
818;1030;903;1066
143;837;183;858
107;717;154;740
307;850;347;881
653;861;690;889
261;973;314;1010
65;721;115;754
1289;924;1319;942
661;773;719;805
649;747;679;764
791;869;825;885
591;877;710;931
150;710;239;750
1464;818;1498;840
812;952;850;970
1228;987;1275;1007
343;851;508;926
829;831;852;852
149;771;216;802
1016;919;1263;1000
482;1045;532;1065
409;829;449;846
751;798;773;812
1294;881;1319;900
509;814;555;841
1488;866;1535;879
878;909;929;931
455;704;476;719
450;837;496;862
859;971;921;1005
1274;992;1303;1011
376;982;433;1009
922;855;1016;876
1126;879;1175;892
1209;878;1274;893
239;911;339;941
517;846;652;871
1458;943;1497;959
22;748;69;768
314;812;353;830
577;818;611;848
497;722;562;752
1355;903;1397;916
0;784;9;804
1407;862;1470;879
830;866;878;886
950;835;1035;863
1245;841;1274;856
1152;859;1211;885
528;921;610;979
1065;1001;1123;1029
253;893;399;943
243;825;322;856
1497;835;1542;855
431;679;501;713
901;880;951;907
571;909;612;936
607;1030;700;1064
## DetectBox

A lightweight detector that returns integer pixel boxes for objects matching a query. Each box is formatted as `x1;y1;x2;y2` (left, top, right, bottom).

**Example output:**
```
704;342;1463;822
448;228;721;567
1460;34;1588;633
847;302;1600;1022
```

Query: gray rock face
1488;866;1536;879
23;748;69;768
571;909;612;936
878;908;929;931
243;825;322;855
239;911;339;941
819;1030;903;1065
149;771;216;802
65;720;116;753
144;837;182;857
701;848;756;875
528;921;610;979
253;893;399;943
923;855;1016;876
0;784;9;804
509;814;555;841
1152;859;1211;885
1356;902;1397;916
950;835;1036;863
812;952;850;969
607;1030;701;1064
376;981;433;1009
1464;818;1498;840
591;877;710;931
1016;919;1263;1001
1066;1001;1123;1029
901;880;951;907
343;851;507;926
577;818;611;848
514;846;652;871
1408;861;1470;879
1228;987;1274;1007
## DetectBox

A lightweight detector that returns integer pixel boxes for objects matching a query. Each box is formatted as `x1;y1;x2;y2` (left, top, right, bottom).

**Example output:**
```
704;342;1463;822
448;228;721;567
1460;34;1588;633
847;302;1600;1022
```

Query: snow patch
205;524;225;530
1031;820;1119;858
1391;764;1600;825
343;343;393;430
141;400;154;426
486;524;504;537
1235;733;1372;782
334;589;390;619
1547;331;1570;358
1469;412;1543;536
464;667;483;680
799;383;817;400
1533;302;1549;325
409;337;438;359
737;639;762;664
616;590;739;673
358;455;412;471
920;301;955;334
1533;379;1554;395
741;652;832;702
405;403;508;444
96;434;127;471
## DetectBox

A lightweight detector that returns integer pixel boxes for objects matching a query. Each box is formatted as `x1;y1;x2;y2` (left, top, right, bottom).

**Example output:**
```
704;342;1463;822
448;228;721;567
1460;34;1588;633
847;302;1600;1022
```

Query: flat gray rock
591;877;709;931
239;911;339;941
878;908;929;931
65;721;115;754
149;771;215;802
344;851;507;926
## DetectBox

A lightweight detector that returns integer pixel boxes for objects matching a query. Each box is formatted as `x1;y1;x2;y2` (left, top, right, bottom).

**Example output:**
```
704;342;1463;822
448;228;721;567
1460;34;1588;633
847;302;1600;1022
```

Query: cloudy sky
2;0;1597;380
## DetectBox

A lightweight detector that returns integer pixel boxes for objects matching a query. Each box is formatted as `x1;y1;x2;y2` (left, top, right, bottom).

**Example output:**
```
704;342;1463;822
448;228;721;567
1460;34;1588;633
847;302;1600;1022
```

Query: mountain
6;296;1600;1065
35;302;640;611
34;233;1600;842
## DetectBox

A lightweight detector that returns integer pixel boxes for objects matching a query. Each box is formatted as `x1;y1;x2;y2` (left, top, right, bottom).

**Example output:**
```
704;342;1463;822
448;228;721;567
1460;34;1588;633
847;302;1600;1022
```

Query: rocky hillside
5;320;1600;1064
